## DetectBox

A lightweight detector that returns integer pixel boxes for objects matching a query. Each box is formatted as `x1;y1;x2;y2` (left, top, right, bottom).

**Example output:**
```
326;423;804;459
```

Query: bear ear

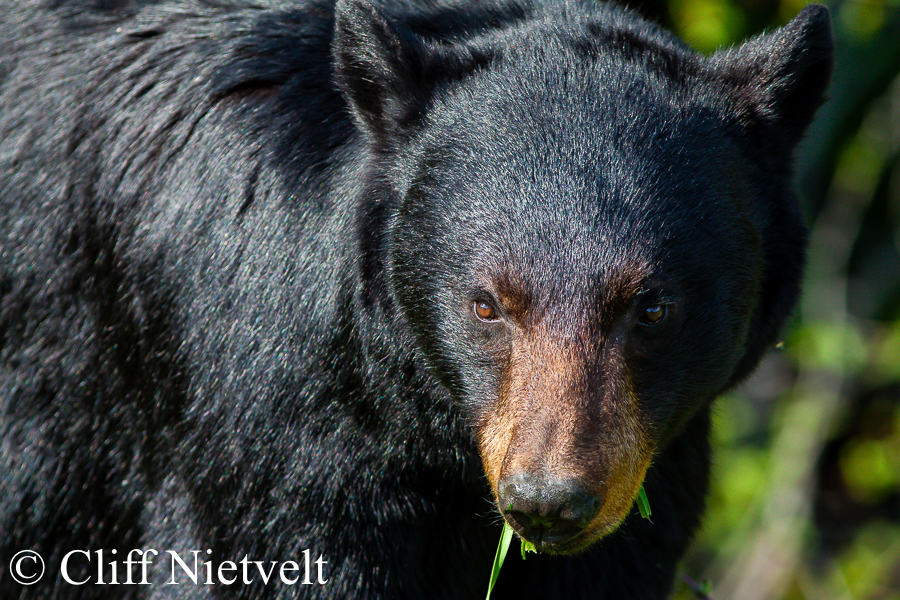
713;4;833;149
333;0;430;141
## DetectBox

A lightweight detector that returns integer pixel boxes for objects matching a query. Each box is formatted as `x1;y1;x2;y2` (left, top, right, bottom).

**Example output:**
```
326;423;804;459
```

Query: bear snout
475;321;658;552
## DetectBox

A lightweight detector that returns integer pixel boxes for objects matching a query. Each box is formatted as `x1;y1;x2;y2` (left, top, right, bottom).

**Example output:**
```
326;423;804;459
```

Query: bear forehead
440;7;704;108
410;105;742;255
418;53;734;210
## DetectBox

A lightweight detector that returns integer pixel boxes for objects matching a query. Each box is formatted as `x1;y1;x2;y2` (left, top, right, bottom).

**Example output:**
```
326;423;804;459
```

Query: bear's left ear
332;0;432;141
712;5;833;149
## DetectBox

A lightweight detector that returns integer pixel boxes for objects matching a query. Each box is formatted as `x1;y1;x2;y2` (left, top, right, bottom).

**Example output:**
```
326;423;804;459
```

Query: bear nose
498;473;602;547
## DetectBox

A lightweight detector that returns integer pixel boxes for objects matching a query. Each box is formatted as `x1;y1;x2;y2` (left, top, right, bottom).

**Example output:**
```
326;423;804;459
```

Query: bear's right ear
712;4;833;151
333;0;430;141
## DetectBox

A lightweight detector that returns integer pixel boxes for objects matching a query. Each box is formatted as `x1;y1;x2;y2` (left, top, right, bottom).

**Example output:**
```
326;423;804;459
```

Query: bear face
335;0;832;553
387;91;762;552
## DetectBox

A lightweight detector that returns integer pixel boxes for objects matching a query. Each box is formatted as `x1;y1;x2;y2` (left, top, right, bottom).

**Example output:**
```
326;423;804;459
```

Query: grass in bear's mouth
485;520;514;600
485;485;652;599
637;485;652;520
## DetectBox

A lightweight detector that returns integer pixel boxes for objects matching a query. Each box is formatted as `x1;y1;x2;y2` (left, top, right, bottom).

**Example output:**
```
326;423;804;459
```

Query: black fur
0;1;832;598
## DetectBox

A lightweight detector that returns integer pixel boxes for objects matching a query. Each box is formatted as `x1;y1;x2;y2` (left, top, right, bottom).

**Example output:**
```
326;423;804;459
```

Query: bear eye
640;305;667;326
474;300;499;322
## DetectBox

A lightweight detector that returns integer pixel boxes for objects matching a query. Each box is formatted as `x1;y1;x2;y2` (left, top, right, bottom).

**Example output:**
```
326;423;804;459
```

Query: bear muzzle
475;327;656;553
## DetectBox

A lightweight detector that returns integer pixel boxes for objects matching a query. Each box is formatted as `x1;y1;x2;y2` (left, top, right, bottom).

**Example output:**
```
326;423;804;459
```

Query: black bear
0;0;832;598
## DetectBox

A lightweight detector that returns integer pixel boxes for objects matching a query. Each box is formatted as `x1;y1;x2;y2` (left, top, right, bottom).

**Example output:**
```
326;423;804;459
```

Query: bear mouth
509;525;590;555
501;514;612;555
499;496;629;555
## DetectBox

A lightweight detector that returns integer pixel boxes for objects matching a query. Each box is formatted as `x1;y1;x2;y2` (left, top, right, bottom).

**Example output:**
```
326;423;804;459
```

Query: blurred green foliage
611;0;900;597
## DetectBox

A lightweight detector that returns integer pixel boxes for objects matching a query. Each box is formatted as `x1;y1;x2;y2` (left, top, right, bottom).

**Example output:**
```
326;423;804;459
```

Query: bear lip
502;513;598;555
515;526;593;555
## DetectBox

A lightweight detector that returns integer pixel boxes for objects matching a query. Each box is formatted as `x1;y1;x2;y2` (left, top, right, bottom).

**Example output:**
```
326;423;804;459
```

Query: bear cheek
475;331;656;552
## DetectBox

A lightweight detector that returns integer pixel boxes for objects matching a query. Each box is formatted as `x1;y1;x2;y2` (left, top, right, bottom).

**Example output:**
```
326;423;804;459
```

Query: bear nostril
498;474;602;546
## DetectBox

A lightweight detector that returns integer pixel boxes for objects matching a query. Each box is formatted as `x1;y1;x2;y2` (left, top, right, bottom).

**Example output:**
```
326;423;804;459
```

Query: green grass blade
637;485;652;520
520;538;537;559
486;522;514;599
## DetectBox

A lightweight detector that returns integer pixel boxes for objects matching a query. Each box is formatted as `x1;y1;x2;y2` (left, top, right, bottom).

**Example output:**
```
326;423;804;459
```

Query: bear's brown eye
640;305;667;326
474;301;498;322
